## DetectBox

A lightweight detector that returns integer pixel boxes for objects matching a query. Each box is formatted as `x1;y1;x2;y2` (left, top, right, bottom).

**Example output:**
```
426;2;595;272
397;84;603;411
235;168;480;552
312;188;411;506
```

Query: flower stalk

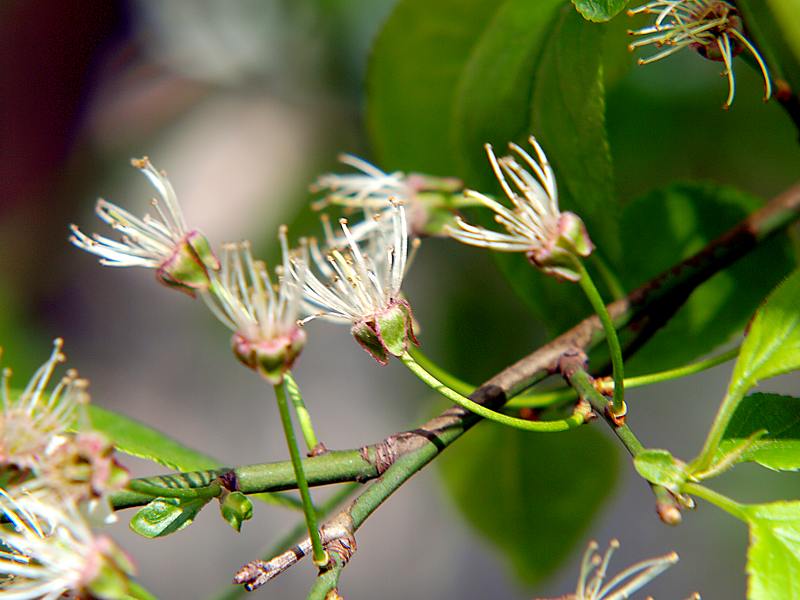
273;380;327;567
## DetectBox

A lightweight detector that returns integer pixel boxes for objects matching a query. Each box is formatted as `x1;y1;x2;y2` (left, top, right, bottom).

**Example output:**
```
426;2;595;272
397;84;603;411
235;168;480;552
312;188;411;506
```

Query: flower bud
232;327;307;384
351;300;418;365
526;211;594;282
219;491;254;532
156;230;220;296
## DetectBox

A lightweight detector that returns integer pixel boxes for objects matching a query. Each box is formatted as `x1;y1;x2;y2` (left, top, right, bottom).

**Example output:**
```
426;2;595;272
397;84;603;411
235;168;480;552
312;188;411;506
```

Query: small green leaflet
728;269;800;398
633;449;690;493
571;0;630;22
715;393;800;472
130;496;211;538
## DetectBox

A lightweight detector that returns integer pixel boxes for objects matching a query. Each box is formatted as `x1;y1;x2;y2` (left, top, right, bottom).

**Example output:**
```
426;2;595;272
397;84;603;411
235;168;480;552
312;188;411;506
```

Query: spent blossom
70;157;220;295
537;539;682;600
0;490;136;600
628;0;771;108
296;201;418;364
204;228;306;384
446;136;592;282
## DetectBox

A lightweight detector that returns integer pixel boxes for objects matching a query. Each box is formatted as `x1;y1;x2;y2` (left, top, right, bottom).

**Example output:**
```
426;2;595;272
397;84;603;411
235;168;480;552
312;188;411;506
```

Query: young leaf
438;422;618;584
571;0;629;22
129;496;211;538
88;405;220;472
728;269;800;398
744;501;800;600
714;393;800;472
633;449;690;493
619;183;794;374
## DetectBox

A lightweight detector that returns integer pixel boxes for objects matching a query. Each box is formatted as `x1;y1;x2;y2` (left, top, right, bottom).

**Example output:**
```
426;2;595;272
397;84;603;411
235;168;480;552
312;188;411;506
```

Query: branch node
605;400;628;426
557;348;587;379
308;442;330;457
218;469;239;492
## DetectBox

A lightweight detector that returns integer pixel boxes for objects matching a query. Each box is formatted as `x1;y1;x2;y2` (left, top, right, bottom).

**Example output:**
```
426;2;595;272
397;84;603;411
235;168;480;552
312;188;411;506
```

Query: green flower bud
219;491;254;532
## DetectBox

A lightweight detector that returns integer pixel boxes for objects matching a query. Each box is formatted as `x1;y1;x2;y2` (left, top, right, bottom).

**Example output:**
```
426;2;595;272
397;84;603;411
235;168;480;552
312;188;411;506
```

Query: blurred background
2;1;799;598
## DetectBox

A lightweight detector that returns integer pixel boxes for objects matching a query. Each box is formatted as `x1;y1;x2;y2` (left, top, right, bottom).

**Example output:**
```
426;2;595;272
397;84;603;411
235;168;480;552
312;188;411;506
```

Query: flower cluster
628;0;771;108
72;157;421;370
0;343;134;598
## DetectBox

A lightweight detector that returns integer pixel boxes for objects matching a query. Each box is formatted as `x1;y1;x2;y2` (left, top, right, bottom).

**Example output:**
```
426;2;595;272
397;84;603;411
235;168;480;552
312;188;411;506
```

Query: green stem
307;553;346;600
400;351;586;433
410;346;575;408
274;380;327;567
691;385;746;473
623;347;739;388
574;257;626;417
567;367;644;456
126;479;221;501
211;483;359;600
285;373;320;452
683;482;748;522
508;347;739;409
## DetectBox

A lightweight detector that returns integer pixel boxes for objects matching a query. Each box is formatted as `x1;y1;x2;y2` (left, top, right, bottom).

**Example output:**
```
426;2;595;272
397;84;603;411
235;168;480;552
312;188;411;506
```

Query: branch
111;181;800;514
230;183;800;590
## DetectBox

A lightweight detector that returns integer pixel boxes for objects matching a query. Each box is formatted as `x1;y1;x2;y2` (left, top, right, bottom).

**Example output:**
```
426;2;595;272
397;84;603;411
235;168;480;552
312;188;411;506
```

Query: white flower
0;339;87;472
537;540;680;600
446;136;592;281
312;154;462;240
296;201;417;364
70;157;219;294
0;490;135;599
203;227;306;383
628;0;771;108
312;154;412;212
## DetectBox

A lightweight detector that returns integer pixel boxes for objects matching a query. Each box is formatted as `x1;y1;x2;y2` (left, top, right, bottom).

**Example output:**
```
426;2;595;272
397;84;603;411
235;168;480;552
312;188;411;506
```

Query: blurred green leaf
88;405;220;472
729;270;800;398
633;449;689;493
130;496;210;538
715;393;800;472
744;501;800;599
367;0;502;174
439;422;617;585
764;0;800;71
619;183;794;374
570;0;629;22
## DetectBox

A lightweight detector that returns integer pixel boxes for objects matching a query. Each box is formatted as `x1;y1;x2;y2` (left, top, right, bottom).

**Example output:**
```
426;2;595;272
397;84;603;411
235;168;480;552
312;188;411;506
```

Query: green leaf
729;270;800;398
129;496;210;538
633;449;690;493
571;0;629;22
88;405;220;472
744;501;800;599
716;393;800;472
439;422;617;584
764;0;800;71
619;183;795;374
367;0;502;175
480;6;621;333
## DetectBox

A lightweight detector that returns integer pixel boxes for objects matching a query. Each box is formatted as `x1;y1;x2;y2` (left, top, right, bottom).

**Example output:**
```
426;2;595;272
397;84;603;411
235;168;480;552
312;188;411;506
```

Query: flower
445;136;592;281
0;339;87;473
0;489;136;599
628;0;771;108
203;227;306;384
295;201;418;364
69;157;220;295
537;539;680;600
312;154;462;239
